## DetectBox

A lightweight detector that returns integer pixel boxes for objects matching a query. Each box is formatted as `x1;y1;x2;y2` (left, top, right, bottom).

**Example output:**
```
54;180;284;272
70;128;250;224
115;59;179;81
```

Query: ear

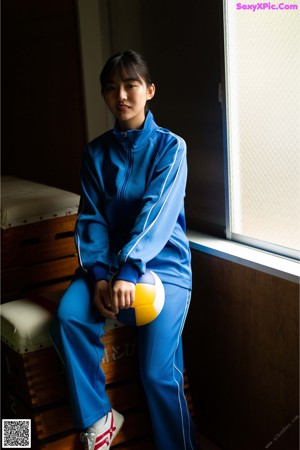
146;83;156;101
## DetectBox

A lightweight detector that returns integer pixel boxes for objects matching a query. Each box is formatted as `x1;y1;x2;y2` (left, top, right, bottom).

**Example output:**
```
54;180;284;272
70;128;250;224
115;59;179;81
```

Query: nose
118;86;127;101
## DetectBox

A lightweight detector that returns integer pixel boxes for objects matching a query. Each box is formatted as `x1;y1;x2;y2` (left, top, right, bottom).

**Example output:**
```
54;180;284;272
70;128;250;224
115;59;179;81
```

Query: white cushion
1;176;80;229
0;299;53;353
0;295;124;354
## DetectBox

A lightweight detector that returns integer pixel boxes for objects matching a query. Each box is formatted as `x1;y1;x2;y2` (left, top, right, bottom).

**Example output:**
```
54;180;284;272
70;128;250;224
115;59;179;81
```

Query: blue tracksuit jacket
75;111;192;290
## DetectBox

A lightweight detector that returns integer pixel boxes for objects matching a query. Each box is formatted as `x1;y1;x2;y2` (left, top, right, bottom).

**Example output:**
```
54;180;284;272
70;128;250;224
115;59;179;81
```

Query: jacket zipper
118;133;133;199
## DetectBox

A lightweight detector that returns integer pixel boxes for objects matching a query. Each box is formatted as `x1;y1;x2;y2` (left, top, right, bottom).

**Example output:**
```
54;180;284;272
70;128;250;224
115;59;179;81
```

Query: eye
104;85;115;93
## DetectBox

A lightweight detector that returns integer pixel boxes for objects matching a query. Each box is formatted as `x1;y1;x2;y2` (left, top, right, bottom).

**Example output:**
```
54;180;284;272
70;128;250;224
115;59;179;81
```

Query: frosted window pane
223;1;300;254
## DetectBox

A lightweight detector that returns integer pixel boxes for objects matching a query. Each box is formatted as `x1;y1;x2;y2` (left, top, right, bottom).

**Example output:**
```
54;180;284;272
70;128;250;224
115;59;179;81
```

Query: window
223;1;300;260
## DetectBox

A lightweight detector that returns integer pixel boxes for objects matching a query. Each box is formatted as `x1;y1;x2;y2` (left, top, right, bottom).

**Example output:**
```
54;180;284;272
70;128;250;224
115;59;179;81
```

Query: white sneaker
80;409;124;450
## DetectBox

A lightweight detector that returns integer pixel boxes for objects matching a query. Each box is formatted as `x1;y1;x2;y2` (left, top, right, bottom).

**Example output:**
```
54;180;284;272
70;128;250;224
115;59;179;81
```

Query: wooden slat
34;417;155;450
101;326;139;384
3;385;152;442
2;256;78;299
1;215;78;300
32;432;82;450
112;408;153;446
110;437;156;450
106;380;146;411
13;279;73;301
2;389;73;440
1;343;68;407
32;408;153;449
1;216;77;268
34;434;156;450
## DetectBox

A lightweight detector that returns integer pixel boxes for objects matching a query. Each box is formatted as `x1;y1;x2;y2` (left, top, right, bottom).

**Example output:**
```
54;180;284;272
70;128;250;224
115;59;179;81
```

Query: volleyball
116;270;165;326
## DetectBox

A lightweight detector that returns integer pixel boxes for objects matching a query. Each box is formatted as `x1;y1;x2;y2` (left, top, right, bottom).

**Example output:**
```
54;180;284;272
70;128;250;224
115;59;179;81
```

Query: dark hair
100;50;152;92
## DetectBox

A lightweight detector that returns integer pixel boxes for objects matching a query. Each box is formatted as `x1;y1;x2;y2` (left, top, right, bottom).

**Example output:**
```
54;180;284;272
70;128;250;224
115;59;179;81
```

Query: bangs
100;50;152;91
115;59;143;83
101;58;143;89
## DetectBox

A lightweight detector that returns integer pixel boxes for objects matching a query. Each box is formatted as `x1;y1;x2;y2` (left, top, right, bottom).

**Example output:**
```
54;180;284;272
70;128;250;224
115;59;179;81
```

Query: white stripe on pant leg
173;290;195;450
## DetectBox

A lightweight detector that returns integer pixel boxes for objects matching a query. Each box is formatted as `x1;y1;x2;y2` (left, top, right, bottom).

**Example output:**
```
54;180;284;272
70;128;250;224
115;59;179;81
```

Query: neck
117;111;148;131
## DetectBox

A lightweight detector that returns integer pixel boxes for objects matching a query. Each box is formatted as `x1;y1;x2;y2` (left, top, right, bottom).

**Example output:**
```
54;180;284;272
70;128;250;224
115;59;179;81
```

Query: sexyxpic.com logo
236;1;299;11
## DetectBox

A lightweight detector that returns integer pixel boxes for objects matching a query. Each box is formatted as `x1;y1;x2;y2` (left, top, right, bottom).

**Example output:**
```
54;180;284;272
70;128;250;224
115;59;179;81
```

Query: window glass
223;1;300;259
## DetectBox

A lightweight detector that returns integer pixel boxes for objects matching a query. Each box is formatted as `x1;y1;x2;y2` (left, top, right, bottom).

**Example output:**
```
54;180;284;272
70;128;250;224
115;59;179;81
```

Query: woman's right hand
93;279;116;319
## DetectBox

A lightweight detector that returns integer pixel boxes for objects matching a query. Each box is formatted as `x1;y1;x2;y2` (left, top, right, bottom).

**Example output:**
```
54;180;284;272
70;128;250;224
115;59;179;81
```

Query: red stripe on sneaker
94;414;116;450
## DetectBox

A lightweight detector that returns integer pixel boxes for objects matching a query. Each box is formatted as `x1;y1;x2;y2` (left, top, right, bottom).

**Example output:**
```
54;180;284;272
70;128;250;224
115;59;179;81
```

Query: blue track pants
49;273;196;450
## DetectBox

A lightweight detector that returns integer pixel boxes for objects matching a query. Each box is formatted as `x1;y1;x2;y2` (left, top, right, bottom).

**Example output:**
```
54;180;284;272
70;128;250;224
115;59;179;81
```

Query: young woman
50;50;196;450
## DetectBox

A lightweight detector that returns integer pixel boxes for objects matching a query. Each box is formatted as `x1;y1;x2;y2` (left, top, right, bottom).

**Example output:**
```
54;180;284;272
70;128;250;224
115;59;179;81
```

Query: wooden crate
1;215;78;301
2;379;151;442
1;312;151;448
1;291;199;449
31;409;155;450
2;369;197;449
1;216;77;268
1;343;68;408
1;176;80;301
1;325;138;409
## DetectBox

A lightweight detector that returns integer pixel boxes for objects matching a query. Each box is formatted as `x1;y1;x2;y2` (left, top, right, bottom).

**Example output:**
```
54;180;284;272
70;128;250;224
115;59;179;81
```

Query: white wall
76;0;144;141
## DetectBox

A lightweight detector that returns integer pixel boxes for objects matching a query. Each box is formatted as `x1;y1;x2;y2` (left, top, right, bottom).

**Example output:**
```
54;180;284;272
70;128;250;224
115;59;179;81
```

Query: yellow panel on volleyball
134;284;156;306
133;284;155;326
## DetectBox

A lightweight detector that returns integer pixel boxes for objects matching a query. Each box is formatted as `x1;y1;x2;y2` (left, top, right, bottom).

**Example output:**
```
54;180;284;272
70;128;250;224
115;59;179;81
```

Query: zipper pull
123;131;128;138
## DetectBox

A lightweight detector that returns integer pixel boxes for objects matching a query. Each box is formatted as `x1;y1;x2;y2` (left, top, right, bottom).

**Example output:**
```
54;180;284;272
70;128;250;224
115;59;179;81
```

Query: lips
117;103;130;111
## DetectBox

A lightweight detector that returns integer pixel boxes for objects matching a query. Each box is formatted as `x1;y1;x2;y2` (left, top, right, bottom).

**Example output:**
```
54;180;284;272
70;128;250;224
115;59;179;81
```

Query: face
102;71;155;130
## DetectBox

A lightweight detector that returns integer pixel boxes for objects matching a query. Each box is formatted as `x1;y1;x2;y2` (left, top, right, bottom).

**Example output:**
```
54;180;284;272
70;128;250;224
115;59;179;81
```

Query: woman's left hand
93;279;117;319
110;280;135;315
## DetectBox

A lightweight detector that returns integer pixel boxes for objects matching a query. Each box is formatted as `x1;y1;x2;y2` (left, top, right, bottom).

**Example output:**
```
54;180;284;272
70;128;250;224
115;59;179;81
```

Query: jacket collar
112;111;157;149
